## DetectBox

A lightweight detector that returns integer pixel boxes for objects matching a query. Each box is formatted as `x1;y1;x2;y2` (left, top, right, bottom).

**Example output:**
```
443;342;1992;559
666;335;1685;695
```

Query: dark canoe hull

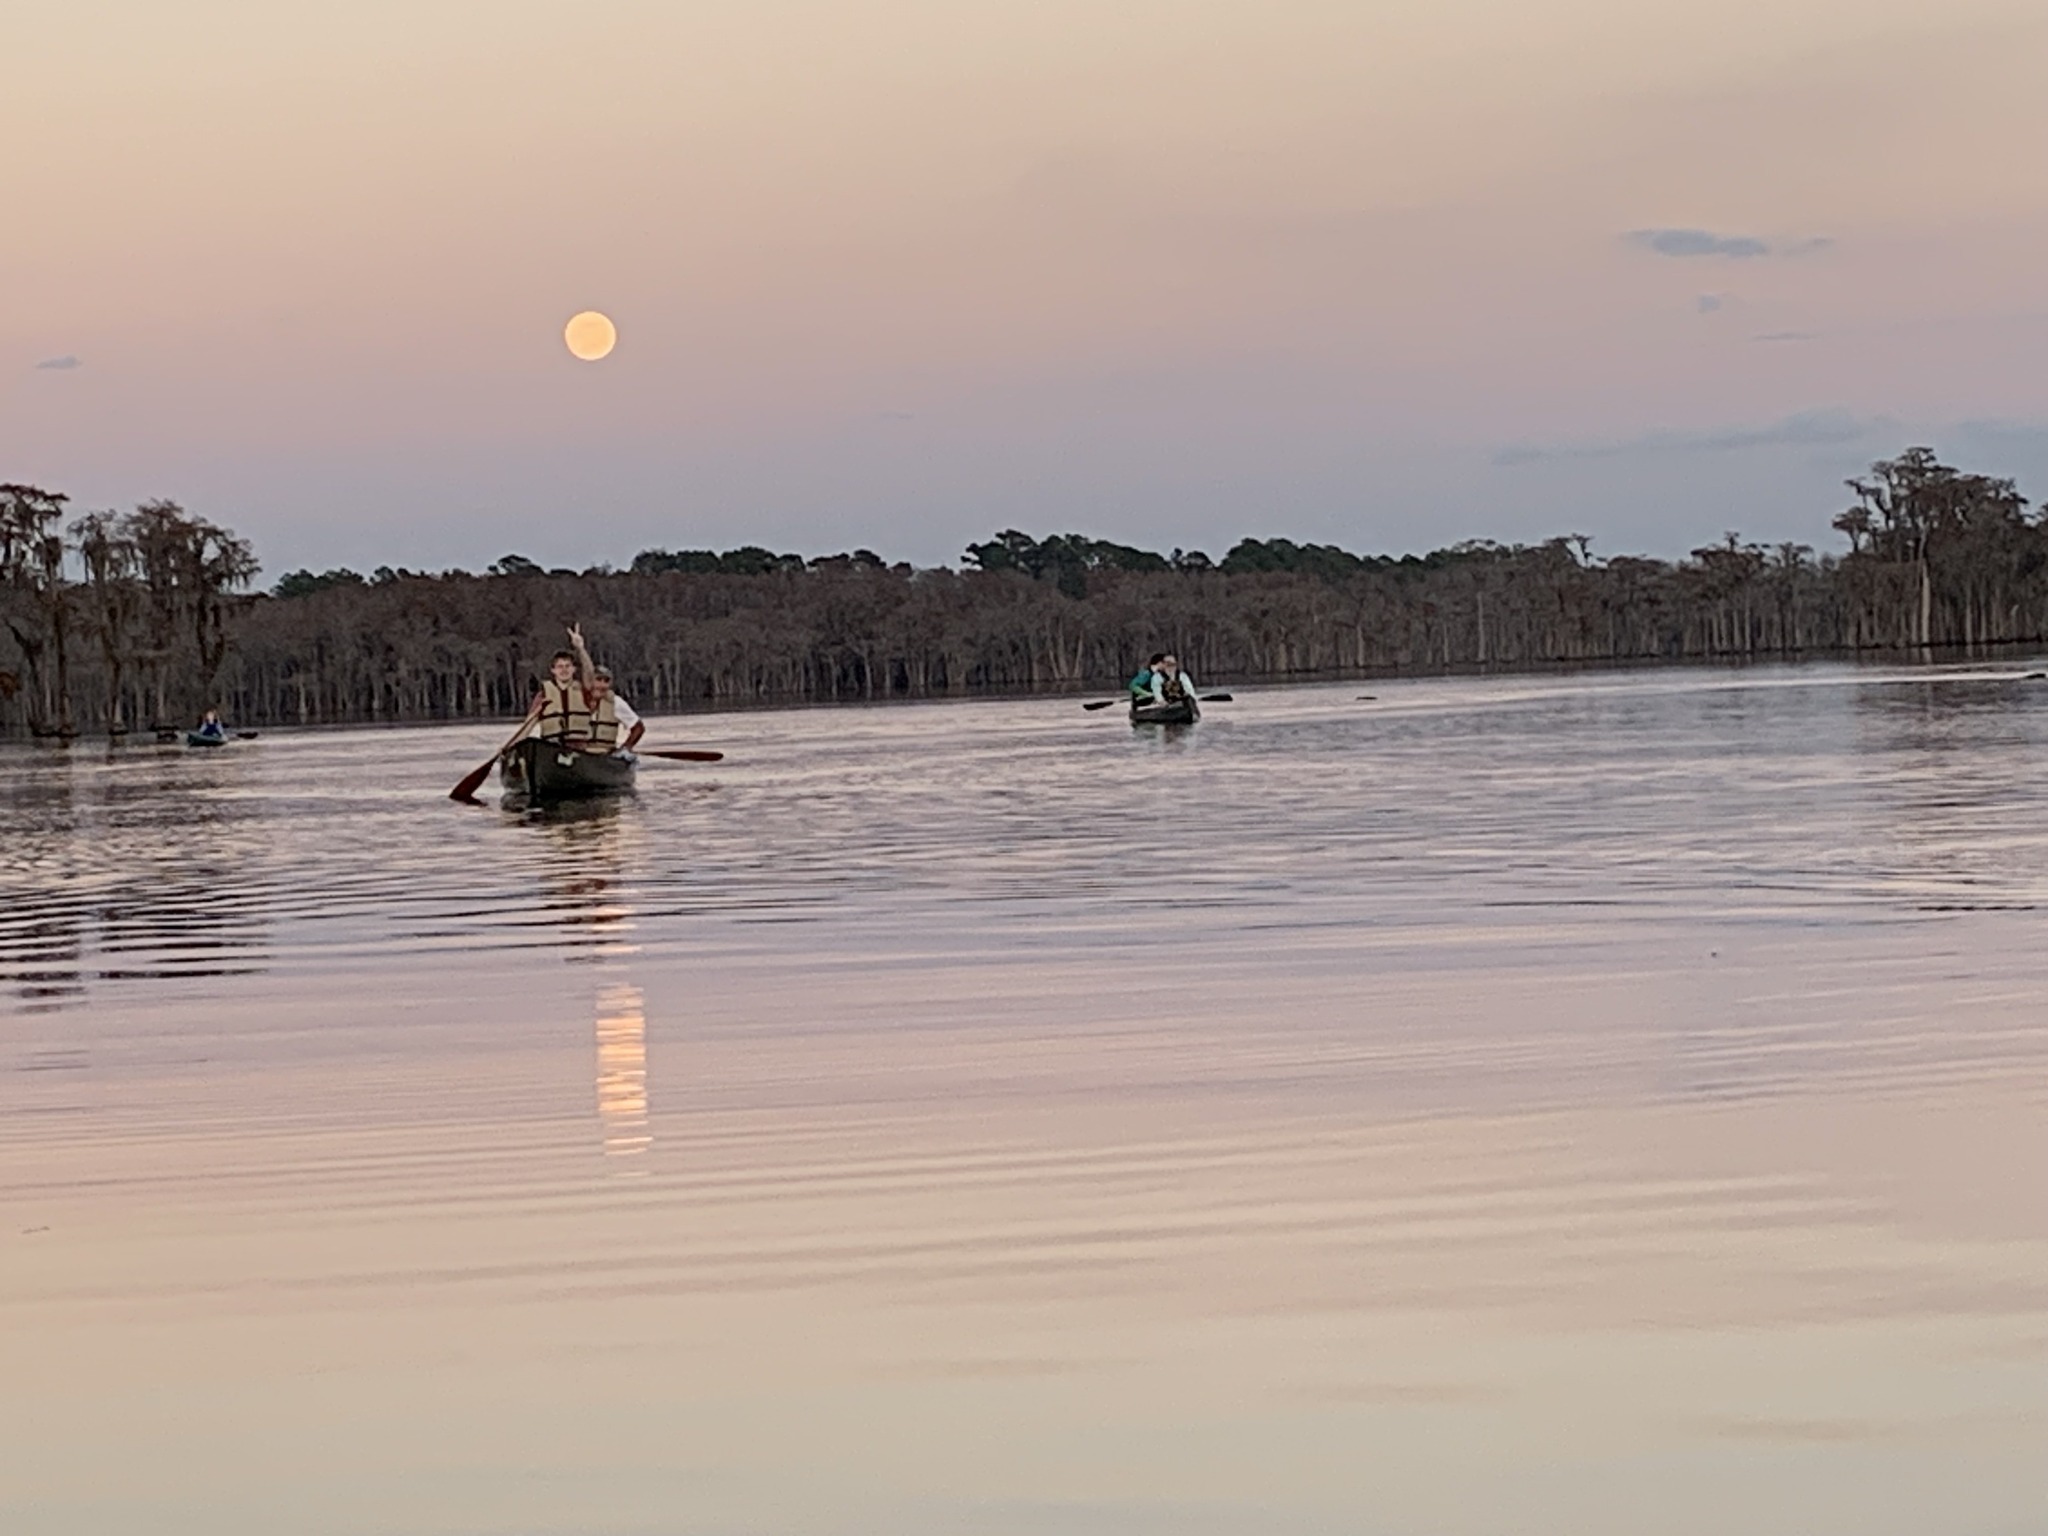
1130;698;1199;726
186;732;229;748
501;738;636;802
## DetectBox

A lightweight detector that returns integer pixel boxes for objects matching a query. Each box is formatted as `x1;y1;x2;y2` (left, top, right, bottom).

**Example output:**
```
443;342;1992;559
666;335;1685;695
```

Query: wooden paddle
1084;692;1231;711
450;720;535;801
1089;696;1228;712
639;748;724;762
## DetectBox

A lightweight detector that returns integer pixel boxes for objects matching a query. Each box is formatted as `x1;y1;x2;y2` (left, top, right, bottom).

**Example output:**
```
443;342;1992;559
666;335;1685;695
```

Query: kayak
185;732;229;748
500;737;636;802
1130;698;1199;726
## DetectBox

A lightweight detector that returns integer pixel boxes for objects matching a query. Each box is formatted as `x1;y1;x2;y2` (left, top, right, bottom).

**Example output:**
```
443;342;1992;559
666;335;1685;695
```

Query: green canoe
500;738;636;803
1130;698;1199;726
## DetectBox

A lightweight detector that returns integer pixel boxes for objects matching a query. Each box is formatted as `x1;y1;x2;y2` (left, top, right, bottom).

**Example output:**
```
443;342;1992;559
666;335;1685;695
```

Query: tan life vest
534;677;594;741
588;693;619;749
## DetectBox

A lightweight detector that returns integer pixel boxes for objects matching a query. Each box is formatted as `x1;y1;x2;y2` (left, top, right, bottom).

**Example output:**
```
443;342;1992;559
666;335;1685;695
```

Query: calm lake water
5;667;2047;1535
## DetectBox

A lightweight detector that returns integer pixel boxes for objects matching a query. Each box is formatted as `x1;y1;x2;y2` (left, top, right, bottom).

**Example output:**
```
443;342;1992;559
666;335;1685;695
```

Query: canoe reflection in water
528;803;639;958
522;808;652;1166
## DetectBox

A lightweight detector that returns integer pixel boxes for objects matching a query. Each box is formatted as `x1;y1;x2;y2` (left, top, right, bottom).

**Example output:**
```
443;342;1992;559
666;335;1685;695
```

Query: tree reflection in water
1;750;268;1013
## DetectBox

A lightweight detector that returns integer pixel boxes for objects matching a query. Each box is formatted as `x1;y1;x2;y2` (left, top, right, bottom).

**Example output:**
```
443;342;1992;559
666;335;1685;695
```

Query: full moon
563;310;617;362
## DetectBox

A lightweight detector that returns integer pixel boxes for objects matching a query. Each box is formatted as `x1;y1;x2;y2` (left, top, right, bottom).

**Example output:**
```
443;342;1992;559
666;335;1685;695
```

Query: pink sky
6;0;2047;574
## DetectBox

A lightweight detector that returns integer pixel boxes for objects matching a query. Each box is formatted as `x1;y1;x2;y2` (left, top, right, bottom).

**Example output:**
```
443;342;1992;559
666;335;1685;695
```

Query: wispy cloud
1496;409;1876;466
34;355;81;371
1696;294;1725;314
1624;229;1834;262
1753;330;1818;343
1628;228;1771;259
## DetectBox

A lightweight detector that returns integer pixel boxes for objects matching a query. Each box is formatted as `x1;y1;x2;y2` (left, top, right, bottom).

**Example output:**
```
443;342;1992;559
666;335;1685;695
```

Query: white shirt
1147;669;1195;703
612;696;641;730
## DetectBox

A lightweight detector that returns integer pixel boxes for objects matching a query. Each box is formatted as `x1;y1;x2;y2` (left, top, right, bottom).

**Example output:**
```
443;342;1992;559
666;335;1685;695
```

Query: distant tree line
1;485;256;737
4;448;2044;737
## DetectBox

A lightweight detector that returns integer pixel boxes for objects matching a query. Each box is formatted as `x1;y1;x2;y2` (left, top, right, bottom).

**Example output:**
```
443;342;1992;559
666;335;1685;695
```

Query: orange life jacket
534;678;594;741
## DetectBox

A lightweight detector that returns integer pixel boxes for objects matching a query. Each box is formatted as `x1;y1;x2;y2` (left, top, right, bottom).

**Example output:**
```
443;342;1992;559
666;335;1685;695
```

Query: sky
5;0;2048;578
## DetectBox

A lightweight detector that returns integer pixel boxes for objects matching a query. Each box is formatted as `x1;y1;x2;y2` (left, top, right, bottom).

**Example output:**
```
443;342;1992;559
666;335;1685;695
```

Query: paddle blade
1199;693;1233;703
1082;699;1123;711
642;748;724;762
449;758;494;801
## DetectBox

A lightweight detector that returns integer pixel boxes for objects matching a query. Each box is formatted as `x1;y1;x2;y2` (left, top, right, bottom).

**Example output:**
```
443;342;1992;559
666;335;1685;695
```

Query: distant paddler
1081;654;1231;713
1126;652;1203;725
186;707;231;747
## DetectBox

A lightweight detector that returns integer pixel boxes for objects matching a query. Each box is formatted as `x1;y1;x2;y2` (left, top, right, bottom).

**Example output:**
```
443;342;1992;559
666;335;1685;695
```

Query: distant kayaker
194;709;227;742
1147;654;1196;706
1129;652;1165;702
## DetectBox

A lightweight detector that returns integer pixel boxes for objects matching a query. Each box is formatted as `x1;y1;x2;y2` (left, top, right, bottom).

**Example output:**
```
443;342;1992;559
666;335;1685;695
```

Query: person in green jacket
1129;652;1165;702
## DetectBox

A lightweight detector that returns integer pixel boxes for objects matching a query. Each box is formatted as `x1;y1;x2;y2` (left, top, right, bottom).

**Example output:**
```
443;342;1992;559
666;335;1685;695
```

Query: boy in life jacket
523;644;595;746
